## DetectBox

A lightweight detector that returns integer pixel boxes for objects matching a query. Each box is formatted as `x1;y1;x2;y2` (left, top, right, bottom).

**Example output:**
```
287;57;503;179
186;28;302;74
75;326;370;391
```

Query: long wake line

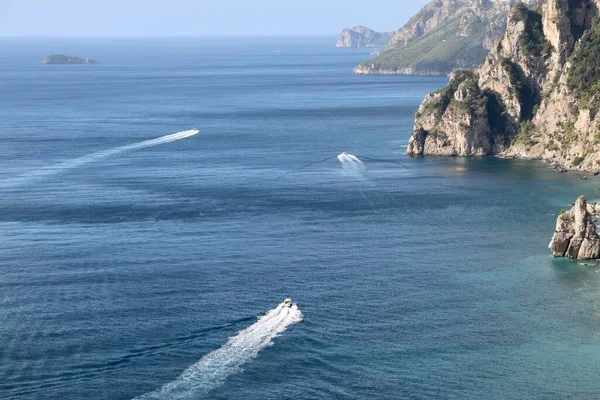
135;301;303;399
0;129;199;188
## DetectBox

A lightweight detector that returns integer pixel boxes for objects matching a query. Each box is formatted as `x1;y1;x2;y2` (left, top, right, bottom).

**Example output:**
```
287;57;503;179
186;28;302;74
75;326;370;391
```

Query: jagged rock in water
550;196;600;259
588;202;600;216
407;0;600;174
42;55;97;64
354;0;539;76
336;26;393;48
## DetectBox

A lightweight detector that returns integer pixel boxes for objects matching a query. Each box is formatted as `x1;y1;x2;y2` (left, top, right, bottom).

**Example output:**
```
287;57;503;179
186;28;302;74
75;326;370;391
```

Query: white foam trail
135;301;303;399
335;153;381;212
1;129;199;187
337;152;365;170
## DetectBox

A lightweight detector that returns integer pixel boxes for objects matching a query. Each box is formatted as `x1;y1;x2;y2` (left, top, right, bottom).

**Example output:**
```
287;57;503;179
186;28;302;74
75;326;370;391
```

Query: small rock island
42;54;97;64
550;196;600;260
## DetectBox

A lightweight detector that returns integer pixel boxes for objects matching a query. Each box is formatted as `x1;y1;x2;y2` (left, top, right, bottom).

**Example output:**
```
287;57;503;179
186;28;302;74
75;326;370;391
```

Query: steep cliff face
408;0;600;174
354;0;538;76
550;196;600;259
407;70;512;155
336;26;393;48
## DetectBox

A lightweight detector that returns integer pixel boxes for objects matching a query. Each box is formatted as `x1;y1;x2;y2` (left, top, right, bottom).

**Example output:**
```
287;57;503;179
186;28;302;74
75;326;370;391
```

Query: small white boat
283;298;293;307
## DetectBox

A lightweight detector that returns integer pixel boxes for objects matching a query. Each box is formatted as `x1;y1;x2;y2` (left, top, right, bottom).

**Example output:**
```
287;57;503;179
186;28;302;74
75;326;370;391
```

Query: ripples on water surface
1;37;600;399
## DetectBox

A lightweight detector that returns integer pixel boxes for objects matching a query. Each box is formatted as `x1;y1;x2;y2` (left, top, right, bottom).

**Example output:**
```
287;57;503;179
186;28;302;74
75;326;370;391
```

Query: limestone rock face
336;26;393;48
407;0;600;174
586;202;600;215
354;0;539;76
407;70;513;156
550;196;600;259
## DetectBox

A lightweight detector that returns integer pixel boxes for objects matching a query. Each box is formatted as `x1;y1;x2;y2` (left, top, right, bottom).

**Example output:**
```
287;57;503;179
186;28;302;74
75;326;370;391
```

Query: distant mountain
336;26;394;48
353;0;538;76
42;54;97;65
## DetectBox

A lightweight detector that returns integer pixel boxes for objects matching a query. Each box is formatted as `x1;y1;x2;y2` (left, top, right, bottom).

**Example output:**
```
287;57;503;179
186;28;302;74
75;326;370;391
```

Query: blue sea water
1;36;600;400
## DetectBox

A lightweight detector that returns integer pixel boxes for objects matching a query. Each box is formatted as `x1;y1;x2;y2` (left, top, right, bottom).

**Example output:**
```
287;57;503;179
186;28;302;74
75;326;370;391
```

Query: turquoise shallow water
1;36;600;399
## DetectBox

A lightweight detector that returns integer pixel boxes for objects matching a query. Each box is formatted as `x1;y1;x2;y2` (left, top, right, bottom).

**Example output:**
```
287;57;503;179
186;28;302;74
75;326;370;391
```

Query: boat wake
337;152;365;170
1;129;199;187
135;301;303;399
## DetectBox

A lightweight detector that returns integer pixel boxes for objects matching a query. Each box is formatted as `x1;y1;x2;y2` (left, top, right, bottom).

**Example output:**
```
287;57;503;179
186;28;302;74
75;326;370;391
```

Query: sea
1;36;600;400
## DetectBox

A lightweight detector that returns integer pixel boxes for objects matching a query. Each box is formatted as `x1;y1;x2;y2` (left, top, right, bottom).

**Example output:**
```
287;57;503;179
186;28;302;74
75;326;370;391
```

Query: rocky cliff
336;26;393;48
407;0;600;174
354;0;538;76
550;196;600;259
42;55;97;64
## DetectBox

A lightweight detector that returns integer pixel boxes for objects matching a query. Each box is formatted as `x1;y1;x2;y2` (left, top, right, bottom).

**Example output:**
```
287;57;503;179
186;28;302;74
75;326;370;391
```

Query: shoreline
353;65;448;76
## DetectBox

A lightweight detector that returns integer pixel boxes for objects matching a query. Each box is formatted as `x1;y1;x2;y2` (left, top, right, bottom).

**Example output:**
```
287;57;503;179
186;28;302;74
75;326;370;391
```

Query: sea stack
42;55;98;64
549;196;600;260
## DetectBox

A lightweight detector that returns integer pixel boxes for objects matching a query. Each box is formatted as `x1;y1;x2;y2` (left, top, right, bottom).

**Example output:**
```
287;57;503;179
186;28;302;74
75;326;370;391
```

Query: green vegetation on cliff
354;0;539;75
419;71;513;148
421;71;478;116
357;18;488;75
515;120;536;145
407;0;600;173
500;57;539;121
568;18;600;102
483;88;511;143
518;5;552;57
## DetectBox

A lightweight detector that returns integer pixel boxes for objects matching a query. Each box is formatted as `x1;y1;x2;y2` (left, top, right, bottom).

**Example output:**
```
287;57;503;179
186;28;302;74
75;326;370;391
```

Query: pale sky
0;0;430;37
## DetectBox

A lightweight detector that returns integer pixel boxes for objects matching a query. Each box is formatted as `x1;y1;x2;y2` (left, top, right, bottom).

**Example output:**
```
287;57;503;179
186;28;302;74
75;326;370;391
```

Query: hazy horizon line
0;33;342;39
